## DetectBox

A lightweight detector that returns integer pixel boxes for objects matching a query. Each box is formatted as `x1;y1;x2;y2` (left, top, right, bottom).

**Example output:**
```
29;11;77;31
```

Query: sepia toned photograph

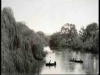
1;0;99;75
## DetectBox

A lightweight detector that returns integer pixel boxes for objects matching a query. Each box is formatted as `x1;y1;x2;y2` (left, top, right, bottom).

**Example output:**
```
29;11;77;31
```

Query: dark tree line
49;23;99;53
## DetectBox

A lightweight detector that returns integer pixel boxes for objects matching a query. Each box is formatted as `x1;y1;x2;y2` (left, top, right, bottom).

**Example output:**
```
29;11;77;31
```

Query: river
33;46;99;74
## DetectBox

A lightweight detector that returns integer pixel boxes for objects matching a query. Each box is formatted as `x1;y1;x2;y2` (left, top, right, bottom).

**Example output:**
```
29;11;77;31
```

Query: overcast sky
2;0;98;35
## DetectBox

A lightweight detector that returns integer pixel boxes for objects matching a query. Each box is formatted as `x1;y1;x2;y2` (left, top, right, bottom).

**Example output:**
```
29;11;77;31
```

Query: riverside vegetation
1;7;49;73
1;7;99;74
49;23;99;53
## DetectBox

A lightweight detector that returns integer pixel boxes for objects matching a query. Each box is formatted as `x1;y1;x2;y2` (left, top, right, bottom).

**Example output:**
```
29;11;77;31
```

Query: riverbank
49;46;99;54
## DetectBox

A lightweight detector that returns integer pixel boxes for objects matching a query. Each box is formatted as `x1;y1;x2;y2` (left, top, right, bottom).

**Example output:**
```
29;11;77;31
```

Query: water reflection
40;47;99;74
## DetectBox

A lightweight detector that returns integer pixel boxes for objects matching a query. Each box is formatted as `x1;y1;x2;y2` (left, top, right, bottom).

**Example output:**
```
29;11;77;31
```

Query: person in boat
49;60;51;64
54;61;56;65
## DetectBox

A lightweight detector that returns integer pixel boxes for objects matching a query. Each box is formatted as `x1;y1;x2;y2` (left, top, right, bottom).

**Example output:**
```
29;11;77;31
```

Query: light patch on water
73;64;86;74
44;46;52;53
40;64;67;74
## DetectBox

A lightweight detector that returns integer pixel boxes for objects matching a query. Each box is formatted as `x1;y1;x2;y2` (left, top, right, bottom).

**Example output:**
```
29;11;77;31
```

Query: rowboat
70;58;83;63
46;61;56;66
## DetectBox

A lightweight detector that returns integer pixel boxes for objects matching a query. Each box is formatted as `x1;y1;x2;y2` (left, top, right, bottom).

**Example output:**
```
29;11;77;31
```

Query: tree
81;23;98;42
80;23;99;53
3;7;15;23
49;32;61;47
61;23;78;47
61;23;77;39
50;23;78;48
1;7;48;73
37;31;44;36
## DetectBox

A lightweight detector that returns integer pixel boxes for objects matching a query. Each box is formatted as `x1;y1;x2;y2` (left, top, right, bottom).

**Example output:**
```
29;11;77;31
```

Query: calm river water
33;46;99;74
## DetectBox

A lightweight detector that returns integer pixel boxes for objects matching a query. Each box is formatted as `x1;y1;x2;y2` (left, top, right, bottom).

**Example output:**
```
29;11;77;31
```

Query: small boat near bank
70;58;83;63
46;60;56;66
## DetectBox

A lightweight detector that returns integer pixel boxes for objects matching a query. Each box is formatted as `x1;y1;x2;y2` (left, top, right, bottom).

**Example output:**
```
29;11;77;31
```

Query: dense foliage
49;23;99;53
37;31;50;46
1;7;48;73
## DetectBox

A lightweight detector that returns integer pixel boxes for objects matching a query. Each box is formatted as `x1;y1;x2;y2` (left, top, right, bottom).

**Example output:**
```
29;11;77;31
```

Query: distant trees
49;32;61;47
81;23;98;42
80;23;99;53
37;31;50;46
61;23;77;38
50;23;78;48
49;23;99;53
61;23;78;48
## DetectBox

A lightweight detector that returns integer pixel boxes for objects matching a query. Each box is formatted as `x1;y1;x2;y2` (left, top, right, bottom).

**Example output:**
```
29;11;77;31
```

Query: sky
2;0;98;35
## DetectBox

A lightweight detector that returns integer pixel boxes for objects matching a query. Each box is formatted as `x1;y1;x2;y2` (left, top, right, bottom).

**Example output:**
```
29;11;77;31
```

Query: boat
70;58;83;63
46;61;56;66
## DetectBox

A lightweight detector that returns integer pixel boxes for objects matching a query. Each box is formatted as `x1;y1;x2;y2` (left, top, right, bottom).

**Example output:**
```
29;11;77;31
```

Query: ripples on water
36;46;99;74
